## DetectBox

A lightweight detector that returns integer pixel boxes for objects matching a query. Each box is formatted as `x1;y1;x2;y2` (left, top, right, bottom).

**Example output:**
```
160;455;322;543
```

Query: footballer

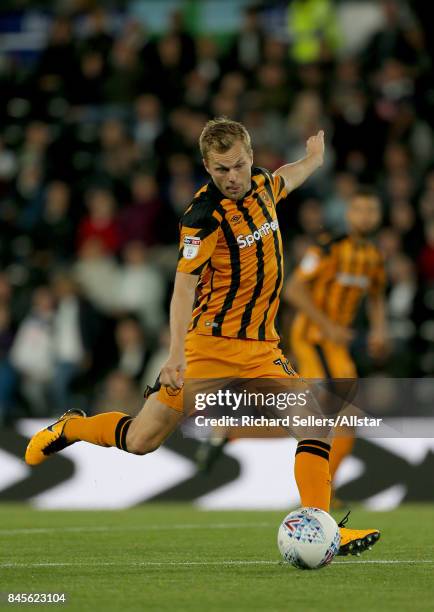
286;188;387;503
25;117;380;556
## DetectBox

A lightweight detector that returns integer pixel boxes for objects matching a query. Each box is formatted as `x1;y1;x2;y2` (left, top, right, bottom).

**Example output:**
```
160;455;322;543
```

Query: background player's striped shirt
292;234;386;344
177;167;288;341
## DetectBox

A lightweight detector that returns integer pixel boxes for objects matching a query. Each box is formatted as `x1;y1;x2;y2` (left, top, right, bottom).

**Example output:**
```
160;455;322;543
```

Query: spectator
165;152;199;221
118;174;162;248
32;181;74;261
98;118;140;184
151;34;187;109
225;6;264;75
80;7;114;60
77;188;120;254
195;36;222;86
183;70;211;113
114;316;150;382
35;16;77;100
387;253;417;346
324;173;358;234
70;51;105;108
117;241;165;334
287;0;342;65
285;90;333;189
9;287;55;415
377;226;402;259
241;106;285;153
74;238;119;315
331;87;387;179
93;370;142;416
133;94;163;158
363;0;425;73
298;198;325;239
255;63;290;114
104;39;143;106
49;272;103;412
389;199;420;256
142;324;170;390
383;173;414;210
168;9;196;74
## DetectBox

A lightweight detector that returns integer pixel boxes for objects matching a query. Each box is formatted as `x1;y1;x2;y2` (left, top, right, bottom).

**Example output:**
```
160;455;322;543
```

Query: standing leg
294;438;332;511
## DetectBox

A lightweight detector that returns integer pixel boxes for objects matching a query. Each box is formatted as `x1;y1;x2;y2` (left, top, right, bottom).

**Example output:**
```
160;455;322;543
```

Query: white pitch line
0;560;433;569
0;560;274;569
0;522;273;536
334;559;434;565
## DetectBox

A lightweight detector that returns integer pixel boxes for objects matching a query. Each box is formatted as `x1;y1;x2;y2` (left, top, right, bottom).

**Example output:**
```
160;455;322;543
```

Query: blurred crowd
0;0;433;424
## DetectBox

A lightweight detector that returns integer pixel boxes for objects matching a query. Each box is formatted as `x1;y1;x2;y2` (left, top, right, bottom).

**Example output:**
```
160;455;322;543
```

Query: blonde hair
199;117;252;160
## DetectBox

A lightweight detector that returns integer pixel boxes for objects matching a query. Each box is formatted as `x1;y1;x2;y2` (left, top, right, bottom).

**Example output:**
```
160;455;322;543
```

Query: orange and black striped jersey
292;234;385;344
177;167;288;341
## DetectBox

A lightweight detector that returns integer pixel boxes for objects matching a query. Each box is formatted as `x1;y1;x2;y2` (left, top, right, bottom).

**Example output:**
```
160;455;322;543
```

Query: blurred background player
285;188;388;505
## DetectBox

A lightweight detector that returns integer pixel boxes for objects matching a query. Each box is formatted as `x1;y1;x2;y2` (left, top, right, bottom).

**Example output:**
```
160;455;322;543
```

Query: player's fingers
160;368;179;388
170;366;185;389
165;380;182;391
177;368;186;387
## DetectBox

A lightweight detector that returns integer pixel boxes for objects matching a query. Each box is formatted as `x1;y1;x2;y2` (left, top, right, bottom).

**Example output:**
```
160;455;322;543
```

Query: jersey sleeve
294;243;337;282
259;167;288;205
271;173;288;204
177;200;221;276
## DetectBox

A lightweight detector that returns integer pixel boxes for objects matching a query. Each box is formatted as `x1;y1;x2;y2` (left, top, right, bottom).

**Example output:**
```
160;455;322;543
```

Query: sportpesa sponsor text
237;219;279;248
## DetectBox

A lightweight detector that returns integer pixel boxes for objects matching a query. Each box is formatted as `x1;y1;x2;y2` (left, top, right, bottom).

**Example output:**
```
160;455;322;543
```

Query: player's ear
202;157;210;175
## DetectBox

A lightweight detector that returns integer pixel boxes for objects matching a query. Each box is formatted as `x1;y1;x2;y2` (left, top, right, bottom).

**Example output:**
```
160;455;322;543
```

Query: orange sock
64;412;133;451
294;439;331;511
329;434;355;481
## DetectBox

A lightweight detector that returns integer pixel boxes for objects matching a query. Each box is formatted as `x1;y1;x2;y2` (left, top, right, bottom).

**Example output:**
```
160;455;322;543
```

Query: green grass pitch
0;503;433;612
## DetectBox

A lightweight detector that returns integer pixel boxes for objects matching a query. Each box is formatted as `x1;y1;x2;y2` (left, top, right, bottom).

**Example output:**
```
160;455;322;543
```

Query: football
277;507;341;569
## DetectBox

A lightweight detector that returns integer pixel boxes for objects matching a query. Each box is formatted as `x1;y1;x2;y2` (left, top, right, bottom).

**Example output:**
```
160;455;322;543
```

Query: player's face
347;196;381;236
204;140;253;200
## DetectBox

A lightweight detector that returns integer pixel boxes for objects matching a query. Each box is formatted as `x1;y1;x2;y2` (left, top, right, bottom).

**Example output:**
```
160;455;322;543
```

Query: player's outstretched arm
285;272;353;345
273;130;325;194
160;271;199;389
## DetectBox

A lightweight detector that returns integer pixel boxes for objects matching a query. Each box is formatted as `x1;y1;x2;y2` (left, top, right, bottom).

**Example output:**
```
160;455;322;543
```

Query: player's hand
160;354;186;390
367;330;389;360
306;130;325;168
323;321;354;345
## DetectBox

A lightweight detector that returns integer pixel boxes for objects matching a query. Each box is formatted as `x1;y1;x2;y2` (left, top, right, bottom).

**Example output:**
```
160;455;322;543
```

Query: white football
277;507;341;569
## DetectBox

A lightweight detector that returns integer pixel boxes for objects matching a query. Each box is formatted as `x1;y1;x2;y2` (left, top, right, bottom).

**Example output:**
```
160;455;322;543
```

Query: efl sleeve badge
183;236;201;259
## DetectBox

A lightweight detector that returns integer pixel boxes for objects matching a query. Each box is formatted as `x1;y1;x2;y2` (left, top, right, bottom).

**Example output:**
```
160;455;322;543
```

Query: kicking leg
24;393;183;466
125;394;184;455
